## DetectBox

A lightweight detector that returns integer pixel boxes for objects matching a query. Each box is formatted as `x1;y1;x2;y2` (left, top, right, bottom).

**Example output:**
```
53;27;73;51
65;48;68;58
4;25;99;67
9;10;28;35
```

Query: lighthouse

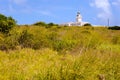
60;11;89;26
76;12;82;23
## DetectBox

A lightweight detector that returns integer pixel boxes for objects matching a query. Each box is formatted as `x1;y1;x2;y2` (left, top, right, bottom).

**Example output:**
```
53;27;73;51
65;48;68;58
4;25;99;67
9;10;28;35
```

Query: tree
108;26;120;30
47;22;58;28
83;23;92;26
33;21;47;27
0;14;16;33
33;21;59;28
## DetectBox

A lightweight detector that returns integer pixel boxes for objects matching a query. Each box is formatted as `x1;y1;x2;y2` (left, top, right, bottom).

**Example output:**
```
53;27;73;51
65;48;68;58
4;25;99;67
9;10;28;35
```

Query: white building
60;12;89;26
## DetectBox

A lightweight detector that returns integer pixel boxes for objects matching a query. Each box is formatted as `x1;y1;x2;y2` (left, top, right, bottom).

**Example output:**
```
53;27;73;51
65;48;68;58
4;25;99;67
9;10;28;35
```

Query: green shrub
0;14;16;33
83;23;92;26
33;21;47;27
53;39;77;52
47;22;58;28
18;30;34;48
108;26;120;30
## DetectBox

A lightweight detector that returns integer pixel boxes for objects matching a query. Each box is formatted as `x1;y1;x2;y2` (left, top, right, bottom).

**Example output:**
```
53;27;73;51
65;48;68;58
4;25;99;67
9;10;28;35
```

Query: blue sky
0;0;120;26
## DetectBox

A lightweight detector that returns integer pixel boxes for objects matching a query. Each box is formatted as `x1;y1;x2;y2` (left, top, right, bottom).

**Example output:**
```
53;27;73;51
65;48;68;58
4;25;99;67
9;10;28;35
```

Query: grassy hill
0;25;120;80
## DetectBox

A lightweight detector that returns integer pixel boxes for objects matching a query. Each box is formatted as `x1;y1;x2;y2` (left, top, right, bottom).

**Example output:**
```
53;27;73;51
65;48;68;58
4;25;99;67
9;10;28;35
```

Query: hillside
0;25;120;80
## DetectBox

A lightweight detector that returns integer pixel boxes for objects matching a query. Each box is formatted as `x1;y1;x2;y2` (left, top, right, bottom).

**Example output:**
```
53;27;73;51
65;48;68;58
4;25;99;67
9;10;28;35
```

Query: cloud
90;0;112;21
112;0;120;6
7;0;28;13
9;0;27;5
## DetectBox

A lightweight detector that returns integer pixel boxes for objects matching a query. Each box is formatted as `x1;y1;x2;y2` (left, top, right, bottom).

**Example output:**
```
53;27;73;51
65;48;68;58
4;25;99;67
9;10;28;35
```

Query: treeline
0;14;59;34
33;21;58;28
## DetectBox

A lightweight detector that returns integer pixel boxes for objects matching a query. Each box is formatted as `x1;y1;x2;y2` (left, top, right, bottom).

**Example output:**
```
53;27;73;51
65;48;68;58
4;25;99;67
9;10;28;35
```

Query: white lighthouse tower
76;12;82;23
60;11;90;26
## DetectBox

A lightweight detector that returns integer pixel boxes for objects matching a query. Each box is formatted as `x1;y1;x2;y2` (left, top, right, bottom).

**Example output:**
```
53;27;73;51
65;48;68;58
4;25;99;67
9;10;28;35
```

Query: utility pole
107;18;109;27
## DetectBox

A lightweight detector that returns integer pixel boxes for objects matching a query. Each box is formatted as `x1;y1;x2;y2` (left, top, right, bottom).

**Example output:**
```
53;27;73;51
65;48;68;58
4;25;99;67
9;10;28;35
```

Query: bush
18;30;34;48
33;22;59;28
33;21;47;27
108;26;120;30
83;23;92;26
0;14;16;33
47;22;58;28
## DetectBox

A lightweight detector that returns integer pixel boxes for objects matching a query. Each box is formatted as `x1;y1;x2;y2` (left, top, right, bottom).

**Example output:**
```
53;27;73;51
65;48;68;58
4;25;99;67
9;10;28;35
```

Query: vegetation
0;14;16;33
0;14;119;80
0;48;119;80
108;26;120;30
83;23;92;26
33;21;58;28
33;21;47;27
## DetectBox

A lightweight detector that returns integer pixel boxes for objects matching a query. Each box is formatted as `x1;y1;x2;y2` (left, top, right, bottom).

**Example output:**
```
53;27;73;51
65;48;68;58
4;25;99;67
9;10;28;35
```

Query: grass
0;48;119;80
0;26;120;80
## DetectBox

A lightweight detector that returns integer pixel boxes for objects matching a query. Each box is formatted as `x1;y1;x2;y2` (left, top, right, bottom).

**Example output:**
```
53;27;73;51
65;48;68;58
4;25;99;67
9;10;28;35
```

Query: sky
0;0;120;26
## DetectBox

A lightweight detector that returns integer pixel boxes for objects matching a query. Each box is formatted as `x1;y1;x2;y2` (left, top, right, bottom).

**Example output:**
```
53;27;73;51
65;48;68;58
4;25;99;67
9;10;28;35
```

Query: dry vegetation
0;25;120;80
